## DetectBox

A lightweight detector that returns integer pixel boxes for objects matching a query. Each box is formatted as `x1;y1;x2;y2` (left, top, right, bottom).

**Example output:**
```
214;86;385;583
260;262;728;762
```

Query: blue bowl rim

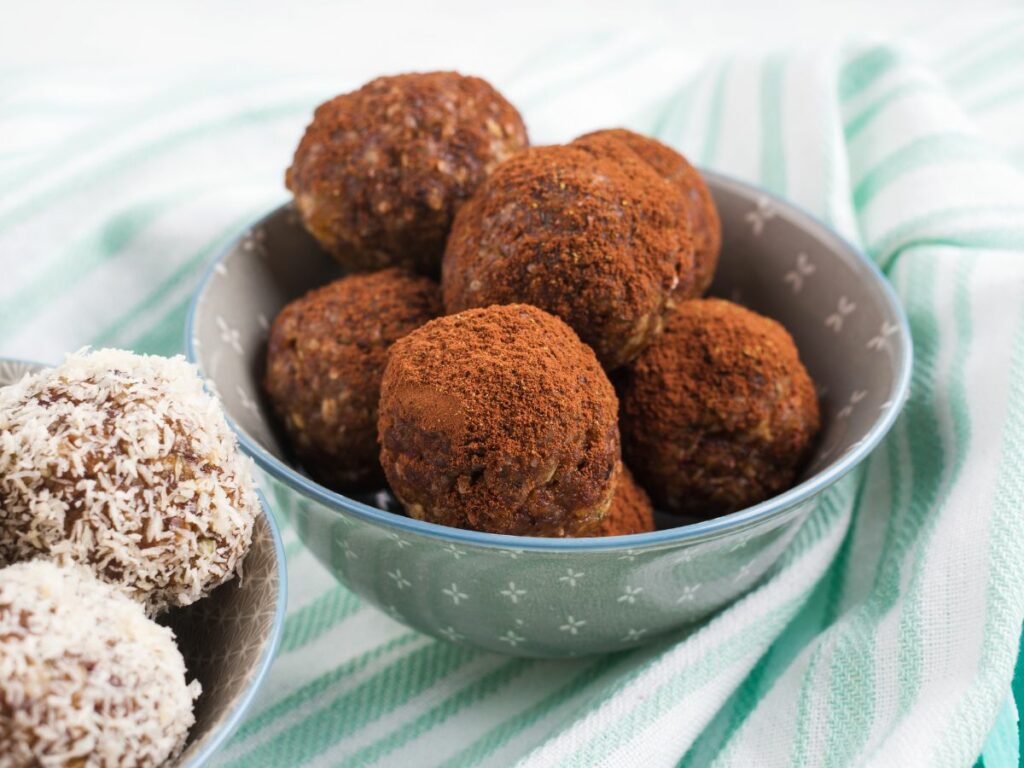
185;171;914;552
0;357;287;768
179;487;287;768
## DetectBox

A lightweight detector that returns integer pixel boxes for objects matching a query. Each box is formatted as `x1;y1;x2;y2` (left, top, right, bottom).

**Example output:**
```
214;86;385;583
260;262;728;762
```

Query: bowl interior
166;504;283;766
188;173;910;540
0;360;286;768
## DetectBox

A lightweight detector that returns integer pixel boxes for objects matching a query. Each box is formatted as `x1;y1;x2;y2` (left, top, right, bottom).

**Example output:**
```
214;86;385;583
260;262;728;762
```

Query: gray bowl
186;172;911;657
0;360;287;766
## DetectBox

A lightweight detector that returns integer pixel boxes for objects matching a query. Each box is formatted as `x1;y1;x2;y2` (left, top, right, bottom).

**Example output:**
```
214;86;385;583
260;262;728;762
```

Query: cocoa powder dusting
577;128;721;296
442;136;695;370
264;268;441;491
287;72;529;274
618;299;820;517
597;464;655;536
378;303;620;536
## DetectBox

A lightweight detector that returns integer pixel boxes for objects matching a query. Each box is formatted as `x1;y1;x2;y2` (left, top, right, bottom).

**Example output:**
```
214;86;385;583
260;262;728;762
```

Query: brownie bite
264;268;442;491
597;465;655;536
287;72;529;274
577;128;721;296
618;299;819;517
378;304;620;536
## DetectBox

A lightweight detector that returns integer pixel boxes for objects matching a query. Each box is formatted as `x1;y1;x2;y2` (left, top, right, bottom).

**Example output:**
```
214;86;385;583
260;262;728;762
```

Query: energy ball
0;349;259;615
379;304;620;536
619;299;820;517
287;72;529;275
442;136;696;370
0;560;199;766
597;465;655;536
577;128;721;296
264;268;442;491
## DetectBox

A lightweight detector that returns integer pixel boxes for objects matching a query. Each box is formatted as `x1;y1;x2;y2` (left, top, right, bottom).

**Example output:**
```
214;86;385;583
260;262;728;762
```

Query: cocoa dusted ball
619;299;820;517
442;136;696;370
287;72;529;274
596;465;655;536
379;304;620;536
264;268;442;491
577;128;721;296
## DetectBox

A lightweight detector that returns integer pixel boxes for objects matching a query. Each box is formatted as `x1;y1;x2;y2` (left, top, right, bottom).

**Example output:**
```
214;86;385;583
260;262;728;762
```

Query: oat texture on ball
0;560;199;767
379;304;620;536
597;465;655;537
442;136;695;370
618;299;820;517
287;71;529;275
577;128;721;296
265;268;442;491
0;349;259;615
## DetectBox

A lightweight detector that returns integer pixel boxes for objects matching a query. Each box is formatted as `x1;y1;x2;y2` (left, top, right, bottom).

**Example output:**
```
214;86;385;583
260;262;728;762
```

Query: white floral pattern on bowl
186;172;912;657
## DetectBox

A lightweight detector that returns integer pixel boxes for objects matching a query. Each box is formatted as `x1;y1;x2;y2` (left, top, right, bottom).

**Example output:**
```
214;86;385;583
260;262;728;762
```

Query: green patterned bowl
186;172;911;658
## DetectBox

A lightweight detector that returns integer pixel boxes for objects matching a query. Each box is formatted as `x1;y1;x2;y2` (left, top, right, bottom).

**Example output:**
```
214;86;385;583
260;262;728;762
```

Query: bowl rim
185;170;914;552
179;488;287;768
0;356;287;768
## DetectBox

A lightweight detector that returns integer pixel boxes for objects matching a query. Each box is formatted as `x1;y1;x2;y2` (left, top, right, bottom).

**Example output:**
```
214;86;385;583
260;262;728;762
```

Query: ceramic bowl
0;359;287;766
186;172;911;658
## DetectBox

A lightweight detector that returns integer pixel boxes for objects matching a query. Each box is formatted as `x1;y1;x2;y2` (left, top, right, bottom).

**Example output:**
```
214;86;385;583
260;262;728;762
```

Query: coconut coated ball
0;349;259;615
596;465;655;536
287;71;529;274
0;560;199;767
577;128;721;296
379;304;620;536
618;299;820;517
264;268;442;491
442;136;696;370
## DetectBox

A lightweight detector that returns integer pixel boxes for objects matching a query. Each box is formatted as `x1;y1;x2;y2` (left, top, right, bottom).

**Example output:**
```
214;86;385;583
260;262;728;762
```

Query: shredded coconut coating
0;560;199;767
0;349;258;615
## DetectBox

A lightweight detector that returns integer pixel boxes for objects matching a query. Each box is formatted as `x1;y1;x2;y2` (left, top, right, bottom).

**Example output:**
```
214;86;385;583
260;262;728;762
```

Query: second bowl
0;359;287;765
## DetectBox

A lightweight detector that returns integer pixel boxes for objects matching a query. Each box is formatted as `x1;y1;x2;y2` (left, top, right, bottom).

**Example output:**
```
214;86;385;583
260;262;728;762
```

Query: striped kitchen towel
2;5;1024;766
